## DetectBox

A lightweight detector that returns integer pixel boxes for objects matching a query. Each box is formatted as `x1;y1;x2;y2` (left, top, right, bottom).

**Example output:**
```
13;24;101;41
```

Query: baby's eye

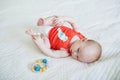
77;48;80;53
76;48;80;60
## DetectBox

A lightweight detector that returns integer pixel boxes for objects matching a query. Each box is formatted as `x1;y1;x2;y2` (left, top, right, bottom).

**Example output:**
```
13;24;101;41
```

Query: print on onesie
57;28;68;42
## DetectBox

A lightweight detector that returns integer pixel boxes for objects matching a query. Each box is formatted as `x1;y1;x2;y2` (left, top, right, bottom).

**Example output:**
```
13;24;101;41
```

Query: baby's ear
37;18;44;26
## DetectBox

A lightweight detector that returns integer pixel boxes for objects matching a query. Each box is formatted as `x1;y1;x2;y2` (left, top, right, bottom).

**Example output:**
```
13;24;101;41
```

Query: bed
0;0;120;80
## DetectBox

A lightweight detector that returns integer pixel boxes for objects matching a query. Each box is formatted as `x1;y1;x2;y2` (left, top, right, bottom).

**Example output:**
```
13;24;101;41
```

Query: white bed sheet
0;0;120;80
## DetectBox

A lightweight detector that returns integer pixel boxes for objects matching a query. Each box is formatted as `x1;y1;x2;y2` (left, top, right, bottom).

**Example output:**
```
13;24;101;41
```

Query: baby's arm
33;34;69;58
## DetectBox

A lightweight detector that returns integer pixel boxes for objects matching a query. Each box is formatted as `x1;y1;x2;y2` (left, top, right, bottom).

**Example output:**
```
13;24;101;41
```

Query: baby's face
70;40;101;63
70;40;86;61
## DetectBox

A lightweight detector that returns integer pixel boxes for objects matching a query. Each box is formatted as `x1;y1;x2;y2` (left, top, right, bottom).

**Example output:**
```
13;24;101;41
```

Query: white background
0;0;120;80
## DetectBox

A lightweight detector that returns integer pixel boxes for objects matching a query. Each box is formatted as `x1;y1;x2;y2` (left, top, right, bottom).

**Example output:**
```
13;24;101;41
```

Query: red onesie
48;26;86;54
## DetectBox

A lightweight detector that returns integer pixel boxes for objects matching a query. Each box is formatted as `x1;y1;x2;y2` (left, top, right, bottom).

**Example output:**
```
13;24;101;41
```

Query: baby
26;16;102;63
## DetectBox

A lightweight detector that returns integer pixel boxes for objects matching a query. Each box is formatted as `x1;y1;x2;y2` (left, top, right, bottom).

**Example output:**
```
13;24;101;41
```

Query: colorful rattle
32;58;48;72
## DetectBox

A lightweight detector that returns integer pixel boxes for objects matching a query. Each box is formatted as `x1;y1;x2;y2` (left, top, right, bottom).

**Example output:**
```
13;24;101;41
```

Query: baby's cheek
71;53;74;58
71;53;77;59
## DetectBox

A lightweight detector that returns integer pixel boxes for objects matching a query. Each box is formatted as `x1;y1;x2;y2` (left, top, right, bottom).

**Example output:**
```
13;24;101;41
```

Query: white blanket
0;0;120;80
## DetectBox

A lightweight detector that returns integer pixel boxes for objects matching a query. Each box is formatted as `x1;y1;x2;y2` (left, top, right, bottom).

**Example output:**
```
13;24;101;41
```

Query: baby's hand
40;33;51;48
40;33;46;40
26;29;35;36
26;29;42;40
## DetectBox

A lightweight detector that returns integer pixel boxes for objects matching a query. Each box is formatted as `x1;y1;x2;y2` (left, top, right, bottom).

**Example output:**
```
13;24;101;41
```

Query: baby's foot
37;16;59;27
37;18;44;26
32;34;45;50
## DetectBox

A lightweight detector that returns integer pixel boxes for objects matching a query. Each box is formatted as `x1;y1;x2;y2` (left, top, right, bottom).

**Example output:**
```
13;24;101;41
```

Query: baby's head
70;39;102;63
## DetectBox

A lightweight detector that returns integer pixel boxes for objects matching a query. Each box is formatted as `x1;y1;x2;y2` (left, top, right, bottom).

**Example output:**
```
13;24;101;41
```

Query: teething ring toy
32;58;48;72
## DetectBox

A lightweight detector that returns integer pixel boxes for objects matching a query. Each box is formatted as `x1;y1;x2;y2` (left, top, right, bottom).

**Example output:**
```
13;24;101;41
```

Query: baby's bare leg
37;15;58;26
37;15;76;30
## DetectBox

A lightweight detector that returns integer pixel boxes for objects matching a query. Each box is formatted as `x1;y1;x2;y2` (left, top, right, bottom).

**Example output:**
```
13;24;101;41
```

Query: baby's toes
32;35;43;46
